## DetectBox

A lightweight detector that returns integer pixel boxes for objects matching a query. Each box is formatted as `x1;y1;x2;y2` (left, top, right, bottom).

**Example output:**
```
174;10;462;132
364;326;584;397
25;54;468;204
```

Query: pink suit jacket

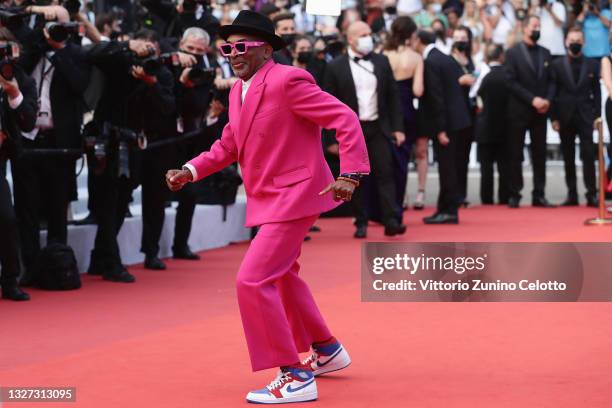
187;59;370;227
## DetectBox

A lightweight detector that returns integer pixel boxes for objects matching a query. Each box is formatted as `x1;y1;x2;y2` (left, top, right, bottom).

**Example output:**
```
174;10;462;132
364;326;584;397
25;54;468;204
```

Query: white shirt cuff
183;163;198;181
8;92;24;109
206;115;219;127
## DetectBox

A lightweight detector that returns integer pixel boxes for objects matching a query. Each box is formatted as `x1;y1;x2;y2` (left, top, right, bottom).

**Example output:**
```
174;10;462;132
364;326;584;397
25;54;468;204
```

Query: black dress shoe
354;225;367;239
532;197;556;208
423;213;458;224
173;247;201;260
303;235;311;241
384;221;407;236
560;196;579;206
1;286;30;301
103;269;136;283
309;225;321;232
144;256;167;270
507;197;520;208
586;195;598;208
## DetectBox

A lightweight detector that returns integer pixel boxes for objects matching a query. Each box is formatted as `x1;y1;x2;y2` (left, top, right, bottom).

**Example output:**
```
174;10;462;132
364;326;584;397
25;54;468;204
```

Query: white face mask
356;36;374;55
229;9;240;21
212;8;223;20
430;3;442;13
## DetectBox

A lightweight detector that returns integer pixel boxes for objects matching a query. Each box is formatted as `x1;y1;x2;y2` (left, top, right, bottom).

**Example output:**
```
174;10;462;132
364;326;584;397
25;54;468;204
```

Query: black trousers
352;120;398;227
89;152;134;275
174;181;198;251
10;132;72;275
455;126;474;202
478;142;510;204
559;114;596;199
433;130;462;216
507;114;548;201
139;149;172;258
0;164;21;287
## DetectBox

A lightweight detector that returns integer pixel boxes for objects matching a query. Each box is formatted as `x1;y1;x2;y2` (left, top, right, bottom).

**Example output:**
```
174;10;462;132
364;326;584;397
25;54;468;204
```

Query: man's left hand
392;131;406;146
319;179;357;202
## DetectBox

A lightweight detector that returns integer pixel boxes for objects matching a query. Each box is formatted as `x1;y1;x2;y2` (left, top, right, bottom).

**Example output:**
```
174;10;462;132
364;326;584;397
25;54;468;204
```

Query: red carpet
1;205;611;407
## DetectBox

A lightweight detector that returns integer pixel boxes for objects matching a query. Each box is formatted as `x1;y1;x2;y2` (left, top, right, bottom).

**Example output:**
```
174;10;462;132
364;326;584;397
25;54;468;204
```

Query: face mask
110;30;122;40
530;30;540;42
568;42;582;55
431;3;442;13
434;28;445;39
297;51;312;63
281;33;296;46
385;6;397;14
212;8;223;20
356;36;374;55
229;9;240;21
454;40;469;52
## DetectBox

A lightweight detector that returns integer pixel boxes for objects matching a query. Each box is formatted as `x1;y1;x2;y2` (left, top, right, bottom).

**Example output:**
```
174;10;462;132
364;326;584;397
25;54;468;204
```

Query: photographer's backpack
34;243;82;290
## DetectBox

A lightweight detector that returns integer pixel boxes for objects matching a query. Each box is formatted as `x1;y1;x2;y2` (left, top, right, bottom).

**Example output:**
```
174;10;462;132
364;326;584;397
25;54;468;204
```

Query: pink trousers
236;214;332;371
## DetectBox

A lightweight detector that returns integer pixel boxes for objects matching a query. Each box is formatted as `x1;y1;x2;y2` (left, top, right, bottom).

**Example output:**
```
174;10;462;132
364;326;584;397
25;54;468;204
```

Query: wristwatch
339;173;365;182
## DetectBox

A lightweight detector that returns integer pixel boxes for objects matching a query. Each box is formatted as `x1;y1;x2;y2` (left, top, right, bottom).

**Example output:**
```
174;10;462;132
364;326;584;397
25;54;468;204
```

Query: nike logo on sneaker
316;347;342;367
286;379;315;393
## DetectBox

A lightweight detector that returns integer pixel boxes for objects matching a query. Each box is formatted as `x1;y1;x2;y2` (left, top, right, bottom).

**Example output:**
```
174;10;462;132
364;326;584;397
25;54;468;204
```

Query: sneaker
246;367;317;404
302;341;351;377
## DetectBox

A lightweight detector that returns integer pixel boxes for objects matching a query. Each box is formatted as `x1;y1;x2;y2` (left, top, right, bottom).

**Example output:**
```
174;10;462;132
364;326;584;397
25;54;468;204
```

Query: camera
515;7;527;21
187;66;215;86
0;42;20;81
85;122;147;176
132;52;180;76
182;0;209;13
46;22;84;43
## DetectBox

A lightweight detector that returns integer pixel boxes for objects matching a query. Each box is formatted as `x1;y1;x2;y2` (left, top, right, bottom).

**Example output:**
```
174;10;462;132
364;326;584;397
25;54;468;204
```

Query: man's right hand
437;131;450;146
166;169;193;191
129;40;156;57
532;96;550;113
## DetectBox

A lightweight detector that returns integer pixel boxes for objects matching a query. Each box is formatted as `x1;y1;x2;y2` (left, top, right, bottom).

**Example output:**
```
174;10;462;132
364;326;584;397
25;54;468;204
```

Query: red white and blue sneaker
302;339;351;377
246;366;317;404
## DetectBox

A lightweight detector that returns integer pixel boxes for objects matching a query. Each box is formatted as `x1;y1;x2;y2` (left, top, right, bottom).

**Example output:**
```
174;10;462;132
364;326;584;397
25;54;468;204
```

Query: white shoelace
267;372;291;391
301;351;318;366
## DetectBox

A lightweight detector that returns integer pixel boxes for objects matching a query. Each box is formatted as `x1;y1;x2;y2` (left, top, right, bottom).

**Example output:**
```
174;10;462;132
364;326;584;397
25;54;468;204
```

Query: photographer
86;29;176;279
576;0;612;59
0;36;37;301
6;8;90;285
172;27;215;260
140;0;220;43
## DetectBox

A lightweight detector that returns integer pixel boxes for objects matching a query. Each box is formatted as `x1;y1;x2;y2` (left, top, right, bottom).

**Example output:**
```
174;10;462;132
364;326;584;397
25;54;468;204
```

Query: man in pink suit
166;10;370;404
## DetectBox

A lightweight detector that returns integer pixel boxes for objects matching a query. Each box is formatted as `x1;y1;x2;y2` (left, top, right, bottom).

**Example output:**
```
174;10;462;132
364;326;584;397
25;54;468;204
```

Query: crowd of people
0;0;611;302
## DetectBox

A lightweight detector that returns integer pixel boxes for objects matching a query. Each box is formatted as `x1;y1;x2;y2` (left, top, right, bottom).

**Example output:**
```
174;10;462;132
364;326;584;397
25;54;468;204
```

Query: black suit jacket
550;56;601;127
322;52;403;137
0;67;38;162
476;65;509;144
505;42;554;123
13;27;90;150
421;47;472;136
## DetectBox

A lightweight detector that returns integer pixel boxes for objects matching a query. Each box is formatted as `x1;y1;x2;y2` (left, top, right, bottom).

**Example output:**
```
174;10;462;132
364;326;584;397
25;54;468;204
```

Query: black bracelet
339;173;363;182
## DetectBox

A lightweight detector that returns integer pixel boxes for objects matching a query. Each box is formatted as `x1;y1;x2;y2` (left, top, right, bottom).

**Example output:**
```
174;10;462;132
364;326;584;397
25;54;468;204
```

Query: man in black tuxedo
86;29;176;280
0;47;37;301
323;21;406;238
476;44;510;205
412;30;472;224
550;26;600;208
7;15;90;285
504;15;555;208
172;27;216;260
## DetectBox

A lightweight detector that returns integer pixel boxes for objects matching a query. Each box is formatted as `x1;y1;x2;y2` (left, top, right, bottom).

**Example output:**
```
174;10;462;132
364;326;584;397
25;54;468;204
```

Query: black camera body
132;52;179;76
85;122;147;177
0;42;20;81
46;22;84;43
187;66;215;86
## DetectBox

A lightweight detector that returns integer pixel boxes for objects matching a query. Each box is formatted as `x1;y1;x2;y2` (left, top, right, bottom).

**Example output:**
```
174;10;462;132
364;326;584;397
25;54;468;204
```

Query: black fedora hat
218;10;286;51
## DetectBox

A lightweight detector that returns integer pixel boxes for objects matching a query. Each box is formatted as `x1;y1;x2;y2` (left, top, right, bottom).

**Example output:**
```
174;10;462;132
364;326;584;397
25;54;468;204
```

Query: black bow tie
353;54;371;62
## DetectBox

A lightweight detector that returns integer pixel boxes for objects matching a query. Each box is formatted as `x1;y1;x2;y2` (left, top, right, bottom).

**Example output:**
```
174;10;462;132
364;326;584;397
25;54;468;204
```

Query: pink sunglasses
218;41;265;57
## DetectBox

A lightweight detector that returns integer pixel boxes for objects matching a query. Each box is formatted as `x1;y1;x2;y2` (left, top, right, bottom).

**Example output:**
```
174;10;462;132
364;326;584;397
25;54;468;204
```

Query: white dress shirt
22;52;55;141
241;75;254;104
347;47;378;122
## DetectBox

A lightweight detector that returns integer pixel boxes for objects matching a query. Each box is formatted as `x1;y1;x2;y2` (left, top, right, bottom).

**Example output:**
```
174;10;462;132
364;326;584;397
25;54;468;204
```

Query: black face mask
297;51;313;64
530;30;540;42
385;6;397;14
281;33;296;47
434;29;445;39
110;30;122;40
454;41;469;52
568;42;582;55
